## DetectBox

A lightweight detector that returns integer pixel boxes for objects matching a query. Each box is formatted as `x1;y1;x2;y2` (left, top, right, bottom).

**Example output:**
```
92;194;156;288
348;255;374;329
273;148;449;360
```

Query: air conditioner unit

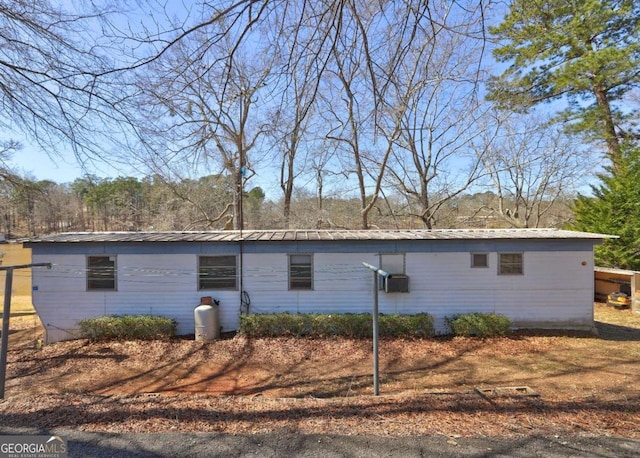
385;274;409;293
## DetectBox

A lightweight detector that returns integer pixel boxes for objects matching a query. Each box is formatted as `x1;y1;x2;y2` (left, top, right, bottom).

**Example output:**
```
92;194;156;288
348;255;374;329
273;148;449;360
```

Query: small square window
289;254;313;290
379;253;405;289
471;253;488;268
199;255;237;290
499;253;523;275
380;253;405;274
87;255;116;290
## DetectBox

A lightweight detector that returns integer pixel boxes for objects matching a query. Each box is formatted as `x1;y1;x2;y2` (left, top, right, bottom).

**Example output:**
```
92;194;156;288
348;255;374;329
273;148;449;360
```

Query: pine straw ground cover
1;303;639;438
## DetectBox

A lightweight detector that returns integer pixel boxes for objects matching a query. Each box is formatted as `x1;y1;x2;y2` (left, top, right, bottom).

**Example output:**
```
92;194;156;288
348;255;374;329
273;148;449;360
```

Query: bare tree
123;1;492;231
475;112;594;228
322;42;377;229
383;2;491;229
0;1;140;165
132;22;272;230
32;181;78;234
267;63;319;228
319;0;405;230
3;1;496;209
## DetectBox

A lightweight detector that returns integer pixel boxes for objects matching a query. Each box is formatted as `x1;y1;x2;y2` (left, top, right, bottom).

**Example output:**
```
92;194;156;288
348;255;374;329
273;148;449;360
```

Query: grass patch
594;302;640;329
3;296;35;314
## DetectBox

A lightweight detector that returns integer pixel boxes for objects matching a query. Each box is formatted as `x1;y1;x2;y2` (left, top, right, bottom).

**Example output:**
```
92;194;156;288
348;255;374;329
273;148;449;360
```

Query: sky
7;2;489;195
3;0;605;200
4;0;189;185
12;140;131;184
5;1;502;192
16;146;89;183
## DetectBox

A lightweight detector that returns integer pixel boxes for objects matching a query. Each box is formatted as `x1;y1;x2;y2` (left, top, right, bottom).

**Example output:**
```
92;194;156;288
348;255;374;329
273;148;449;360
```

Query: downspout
238;157;246;316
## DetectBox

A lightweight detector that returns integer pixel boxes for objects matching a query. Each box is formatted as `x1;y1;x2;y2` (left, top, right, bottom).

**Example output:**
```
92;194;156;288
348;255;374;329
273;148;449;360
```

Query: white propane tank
194;296;220;341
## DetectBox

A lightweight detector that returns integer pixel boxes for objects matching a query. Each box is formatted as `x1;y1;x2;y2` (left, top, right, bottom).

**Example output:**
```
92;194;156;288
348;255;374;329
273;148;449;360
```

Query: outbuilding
25;228;609;343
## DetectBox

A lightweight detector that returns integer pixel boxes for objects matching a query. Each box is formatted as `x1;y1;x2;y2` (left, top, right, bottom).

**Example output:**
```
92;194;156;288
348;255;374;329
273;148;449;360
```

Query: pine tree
571;146;640;269
488;0;640;165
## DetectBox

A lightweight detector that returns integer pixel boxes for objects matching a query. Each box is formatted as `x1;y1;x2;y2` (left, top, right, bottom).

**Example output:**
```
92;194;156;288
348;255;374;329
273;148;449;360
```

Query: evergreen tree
488;0;640;165
571;146;640;269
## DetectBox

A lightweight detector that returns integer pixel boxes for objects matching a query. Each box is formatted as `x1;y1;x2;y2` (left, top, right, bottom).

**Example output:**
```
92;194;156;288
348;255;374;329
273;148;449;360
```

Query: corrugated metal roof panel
24;228;614;244
594;266;638;275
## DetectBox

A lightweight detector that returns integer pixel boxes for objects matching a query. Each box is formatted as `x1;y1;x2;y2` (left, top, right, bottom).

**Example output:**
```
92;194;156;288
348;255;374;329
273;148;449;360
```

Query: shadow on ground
595;321;640;341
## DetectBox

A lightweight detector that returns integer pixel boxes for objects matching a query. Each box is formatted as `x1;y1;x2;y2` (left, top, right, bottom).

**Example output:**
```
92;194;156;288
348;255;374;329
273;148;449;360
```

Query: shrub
239;312;434;338
380;313;434;338
445;312;512;337
78;315;177;341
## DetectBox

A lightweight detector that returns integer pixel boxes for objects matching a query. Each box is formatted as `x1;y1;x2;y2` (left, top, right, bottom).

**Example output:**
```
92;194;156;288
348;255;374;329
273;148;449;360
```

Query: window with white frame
289;254;313;290
471;253;488;268
498;253;523;275
87;255;116;290
199;255;237;290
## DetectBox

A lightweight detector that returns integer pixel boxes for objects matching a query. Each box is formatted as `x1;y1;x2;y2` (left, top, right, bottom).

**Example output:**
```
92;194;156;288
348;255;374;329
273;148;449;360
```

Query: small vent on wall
385;274;409;293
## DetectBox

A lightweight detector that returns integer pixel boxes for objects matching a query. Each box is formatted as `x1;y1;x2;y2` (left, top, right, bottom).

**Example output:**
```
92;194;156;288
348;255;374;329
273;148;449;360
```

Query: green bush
445;312;512;337
239;312;434;338
380;313;434;338
78;315;177;341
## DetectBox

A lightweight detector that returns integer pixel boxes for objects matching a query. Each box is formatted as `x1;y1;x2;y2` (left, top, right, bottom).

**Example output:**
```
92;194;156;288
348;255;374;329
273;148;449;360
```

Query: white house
25;228;610;343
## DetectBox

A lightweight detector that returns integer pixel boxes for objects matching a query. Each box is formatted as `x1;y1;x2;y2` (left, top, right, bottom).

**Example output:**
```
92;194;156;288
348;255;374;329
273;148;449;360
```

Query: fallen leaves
2;303;640;438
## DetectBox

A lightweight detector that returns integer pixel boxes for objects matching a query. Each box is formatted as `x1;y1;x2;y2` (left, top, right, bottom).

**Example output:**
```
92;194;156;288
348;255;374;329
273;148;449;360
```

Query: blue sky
6;1;504;192
3;0;607;201
12;140;130;184
16;146;89;183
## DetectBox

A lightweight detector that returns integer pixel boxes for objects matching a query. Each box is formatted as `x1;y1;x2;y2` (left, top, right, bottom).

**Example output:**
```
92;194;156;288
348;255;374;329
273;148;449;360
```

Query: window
379;253;407;291
380;253;405;274
199;255;237;290
499;253;523;275
289;254;313;290
87;256;116;290
471;253;488;268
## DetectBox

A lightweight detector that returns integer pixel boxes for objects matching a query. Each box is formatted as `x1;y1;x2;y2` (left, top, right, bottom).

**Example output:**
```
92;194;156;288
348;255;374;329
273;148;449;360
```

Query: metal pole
0;268;14;399
372;270;379;396
363;262;389;396
0;262;51;399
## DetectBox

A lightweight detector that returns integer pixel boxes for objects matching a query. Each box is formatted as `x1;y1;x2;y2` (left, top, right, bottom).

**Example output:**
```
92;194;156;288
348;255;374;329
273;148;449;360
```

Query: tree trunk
592;84;621;166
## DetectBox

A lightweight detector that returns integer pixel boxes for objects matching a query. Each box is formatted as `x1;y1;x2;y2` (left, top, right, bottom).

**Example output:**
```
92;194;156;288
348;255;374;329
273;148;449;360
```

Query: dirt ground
1;303;639;438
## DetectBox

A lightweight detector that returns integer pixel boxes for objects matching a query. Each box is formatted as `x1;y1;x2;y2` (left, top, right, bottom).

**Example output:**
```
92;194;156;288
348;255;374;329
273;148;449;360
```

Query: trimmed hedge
239;312;434;338
78;315;177;341
445;312;512;337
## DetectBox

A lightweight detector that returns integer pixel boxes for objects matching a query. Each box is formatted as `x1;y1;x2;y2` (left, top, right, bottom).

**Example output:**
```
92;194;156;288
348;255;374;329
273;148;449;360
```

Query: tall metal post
0;267;14;399
372;270;379;396
362;262;390;396
0;262;51;398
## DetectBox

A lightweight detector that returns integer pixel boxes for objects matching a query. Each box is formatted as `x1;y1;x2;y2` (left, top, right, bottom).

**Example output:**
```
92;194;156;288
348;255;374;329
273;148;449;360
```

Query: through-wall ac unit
385;274;409;293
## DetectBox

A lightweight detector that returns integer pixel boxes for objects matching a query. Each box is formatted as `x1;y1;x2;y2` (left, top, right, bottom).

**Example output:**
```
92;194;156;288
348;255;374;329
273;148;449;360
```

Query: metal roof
24;228;614;244
594;266;638;275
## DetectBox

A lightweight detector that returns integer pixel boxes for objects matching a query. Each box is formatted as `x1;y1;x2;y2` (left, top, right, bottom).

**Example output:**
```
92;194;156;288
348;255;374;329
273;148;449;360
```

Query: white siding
242;253;376;314
238;250;594;334
32;247;595;343
32;253;243;342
